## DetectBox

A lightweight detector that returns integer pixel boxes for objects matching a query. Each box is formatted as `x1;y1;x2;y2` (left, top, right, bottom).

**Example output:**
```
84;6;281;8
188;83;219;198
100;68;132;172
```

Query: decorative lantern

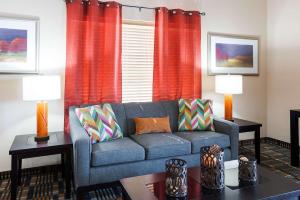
200;145;225;190
239;156;257;184
165;159;188;198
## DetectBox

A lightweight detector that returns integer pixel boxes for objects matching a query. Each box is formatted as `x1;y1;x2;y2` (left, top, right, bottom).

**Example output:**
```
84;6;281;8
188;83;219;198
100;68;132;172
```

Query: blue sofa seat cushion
174;131;230;154
91;137;145;167
130;133;191;160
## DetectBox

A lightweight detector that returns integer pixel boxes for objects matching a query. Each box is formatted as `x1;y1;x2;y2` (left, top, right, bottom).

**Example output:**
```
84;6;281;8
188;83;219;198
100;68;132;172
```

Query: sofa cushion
75;106;100;144
76;103;128;136
134;117;171;135
174;131;230;154
124;102;167;135
130;133;191;159
91;137;145;167
90;104;123;142
178;99;215;131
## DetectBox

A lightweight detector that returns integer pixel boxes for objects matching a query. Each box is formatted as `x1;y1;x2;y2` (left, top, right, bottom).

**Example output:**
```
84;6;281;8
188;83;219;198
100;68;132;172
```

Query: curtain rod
121;4;206;16
65;0;206;16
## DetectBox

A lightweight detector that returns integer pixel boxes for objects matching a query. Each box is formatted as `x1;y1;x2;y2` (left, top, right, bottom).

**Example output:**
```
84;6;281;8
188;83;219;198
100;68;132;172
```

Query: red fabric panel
153;8;202;101
64;0;122;133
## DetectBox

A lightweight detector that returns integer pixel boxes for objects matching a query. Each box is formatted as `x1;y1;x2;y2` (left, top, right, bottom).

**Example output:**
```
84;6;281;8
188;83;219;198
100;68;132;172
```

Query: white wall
267;0;300;143
200;0;267;141
0;0;267;172
0;0;66;171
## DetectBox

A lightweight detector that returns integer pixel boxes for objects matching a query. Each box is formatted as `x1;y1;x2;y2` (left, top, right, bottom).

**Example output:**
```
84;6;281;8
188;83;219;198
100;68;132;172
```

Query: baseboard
239;137;267;146
264;137;291;149
239;137;292;149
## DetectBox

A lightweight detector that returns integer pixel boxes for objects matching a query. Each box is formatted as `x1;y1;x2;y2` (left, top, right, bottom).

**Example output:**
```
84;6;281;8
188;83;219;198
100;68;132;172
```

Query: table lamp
215;75;243;121
23;75;61;142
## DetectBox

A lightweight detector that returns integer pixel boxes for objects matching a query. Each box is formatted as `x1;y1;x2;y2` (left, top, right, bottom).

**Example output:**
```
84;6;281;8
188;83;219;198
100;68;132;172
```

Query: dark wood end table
9;132;72;200
233;118;262;163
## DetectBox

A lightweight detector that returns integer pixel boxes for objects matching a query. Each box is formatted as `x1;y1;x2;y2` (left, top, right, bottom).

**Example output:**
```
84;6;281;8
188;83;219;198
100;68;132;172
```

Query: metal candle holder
165;158;188;198
200;145;225;190
239;156;257;184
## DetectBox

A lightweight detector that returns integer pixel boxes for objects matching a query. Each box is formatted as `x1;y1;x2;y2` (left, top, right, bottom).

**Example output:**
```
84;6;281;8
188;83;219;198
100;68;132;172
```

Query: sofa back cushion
160;100;179;132
124;102;167;135
109;103;128;136
71;100;180;136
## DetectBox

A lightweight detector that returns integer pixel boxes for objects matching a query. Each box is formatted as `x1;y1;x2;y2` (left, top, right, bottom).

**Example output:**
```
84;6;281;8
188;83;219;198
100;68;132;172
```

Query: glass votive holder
239;156;257;184
200;145;225;190
165;158;188;198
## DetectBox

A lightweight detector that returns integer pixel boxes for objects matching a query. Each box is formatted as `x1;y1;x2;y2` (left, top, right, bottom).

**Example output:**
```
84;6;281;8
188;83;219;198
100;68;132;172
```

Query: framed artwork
208;33;259;76
0;16;39;74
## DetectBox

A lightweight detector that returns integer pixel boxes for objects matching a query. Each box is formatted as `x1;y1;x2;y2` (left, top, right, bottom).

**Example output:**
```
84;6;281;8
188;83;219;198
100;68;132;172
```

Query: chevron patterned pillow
90;104;123;142
178;99;215;131
75;107;101;144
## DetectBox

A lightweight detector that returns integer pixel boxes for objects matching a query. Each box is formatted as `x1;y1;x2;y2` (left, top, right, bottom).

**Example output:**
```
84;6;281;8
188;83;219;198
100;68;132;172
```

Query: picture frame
0;16;39;74
208;32;259;76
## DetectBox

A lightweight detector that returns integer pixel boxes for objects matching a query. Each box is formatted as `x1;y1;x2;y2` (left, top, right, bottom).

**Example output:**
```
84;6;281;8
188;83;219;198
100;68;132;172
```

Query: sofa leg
76;190;87;200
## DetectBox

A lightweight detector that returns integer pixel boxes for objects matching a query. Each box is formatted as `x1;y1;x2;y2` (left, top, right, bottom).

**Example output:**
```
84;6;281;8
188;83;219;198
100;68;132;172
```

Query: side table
9;132;72;200
233;118;262;163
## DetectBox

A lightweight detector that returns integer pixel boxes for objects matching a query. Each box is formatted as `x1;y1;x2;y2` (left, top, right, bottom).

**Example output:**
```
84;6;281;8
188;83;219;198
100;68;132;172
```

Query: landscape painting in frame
0;17;38;73
208;33;259;75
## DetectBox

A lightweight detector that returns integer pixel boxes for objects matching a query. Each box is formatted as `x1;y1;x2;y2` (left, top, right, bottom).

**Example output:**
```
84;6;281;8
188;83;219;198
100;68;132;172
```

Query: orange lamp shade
224;94;233;121
36;101;48;139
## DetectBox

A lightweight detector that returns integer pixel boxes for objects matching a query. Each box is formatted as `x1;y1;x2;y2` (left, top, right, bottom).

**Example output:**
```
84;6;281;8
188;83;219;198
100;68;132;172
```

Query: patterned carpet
0;140;300;200
240;141;300;184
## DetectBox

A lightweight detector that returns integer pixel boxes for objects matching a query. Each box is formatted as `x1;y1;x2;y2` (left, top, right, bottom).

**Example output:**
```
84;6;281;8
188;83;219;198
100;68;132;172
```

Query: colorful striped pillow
178;99;215;131
90;104;123;142
75;107;101;144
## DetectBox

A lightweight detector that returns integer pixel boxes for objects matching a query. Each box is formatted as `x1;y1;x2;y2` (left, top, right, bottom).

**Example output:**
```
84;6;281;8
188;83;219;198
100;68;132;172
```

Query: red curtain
64;0;122;133
153;8;202;101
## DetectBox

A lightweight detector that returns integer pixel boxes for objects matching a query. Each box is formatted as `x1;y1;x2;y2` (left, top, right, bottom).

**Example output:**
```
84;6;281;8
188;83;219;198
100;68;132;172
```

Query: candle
240;156;249;162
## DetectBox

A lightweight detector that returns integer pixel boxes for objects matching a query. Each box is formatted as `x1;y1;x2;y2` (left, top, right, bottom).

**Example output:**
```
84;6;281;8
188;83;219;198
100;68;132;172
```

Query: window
122;22;154;103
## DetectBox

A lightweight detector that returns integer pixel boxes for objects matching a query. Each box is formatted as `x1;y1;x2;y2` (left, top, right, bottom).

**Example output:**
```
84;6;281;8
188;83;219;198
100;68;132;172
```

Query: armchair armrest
69;107;91;189
214;117;239;159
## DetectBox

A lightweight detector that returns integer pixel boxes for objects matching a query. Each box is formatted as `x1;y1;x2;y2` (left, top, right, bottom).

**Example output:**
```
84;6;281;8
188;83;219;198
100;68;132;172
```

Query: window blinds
122;23;155;103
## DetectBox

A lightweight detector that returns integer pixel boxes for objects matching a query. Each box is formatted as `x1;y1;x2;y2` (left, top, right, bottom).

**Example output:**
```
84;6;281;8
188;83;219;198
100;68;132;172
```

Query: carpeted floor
0;141;300;200
240;142;300;184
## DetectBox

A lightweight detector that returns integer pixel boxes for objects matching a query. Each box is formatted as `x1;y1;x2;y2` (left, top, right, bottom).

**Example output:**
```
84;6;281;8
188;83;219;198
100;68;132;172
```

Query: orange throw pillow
134;117;172;135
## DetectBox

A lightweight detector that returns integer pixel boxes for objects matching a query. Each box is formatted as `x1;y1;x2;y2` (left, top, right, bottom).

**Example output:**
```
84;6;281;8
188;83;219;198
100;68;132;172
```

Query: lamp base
34;136;49;142
224;94;233;121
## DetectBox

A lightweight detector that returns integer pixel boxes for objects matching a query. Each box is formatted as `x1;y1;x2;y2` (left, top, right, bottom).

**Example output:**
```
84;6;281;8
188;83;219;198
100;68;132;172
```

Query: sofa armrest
213;117;239;160
69;107;91;189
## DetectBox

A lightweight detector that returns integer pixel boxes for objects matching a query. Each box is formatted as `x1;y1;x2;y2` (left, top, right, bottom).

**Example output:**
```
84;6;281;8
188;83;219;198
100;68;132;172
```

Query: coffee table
120;161;300;200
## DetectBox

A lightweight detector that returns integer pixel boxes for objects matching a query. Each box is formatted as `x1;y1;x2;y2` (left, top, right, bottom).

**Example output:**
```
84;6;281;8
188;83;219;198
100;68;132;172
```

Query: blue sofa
69;100;239;194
